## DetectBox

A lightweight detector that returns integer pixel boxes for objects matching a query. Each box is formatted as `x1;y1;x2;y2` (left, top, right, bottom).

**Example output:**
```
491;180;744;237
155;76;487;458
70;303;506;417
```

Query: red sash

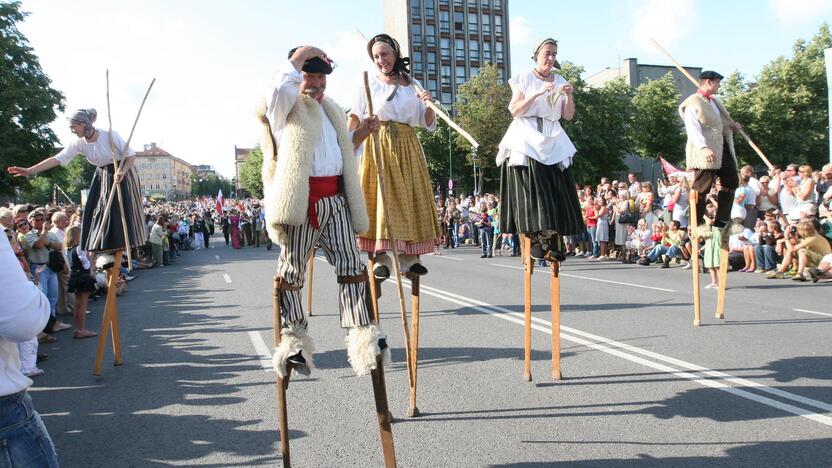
308;176;340;229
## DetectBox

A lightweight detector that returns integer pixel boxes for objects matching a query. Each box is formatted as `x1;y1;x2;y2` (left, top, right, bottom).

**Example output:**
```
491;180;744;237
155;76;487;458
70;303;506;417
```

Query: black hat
699;70;723;80
287;47;333;75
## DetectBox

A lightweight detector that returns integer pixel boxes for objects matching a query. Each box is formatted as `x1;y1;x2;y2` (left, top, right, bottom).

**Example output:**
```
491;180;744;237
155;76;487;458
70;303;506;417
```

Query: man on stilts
680;70;744;323
261;45;396;466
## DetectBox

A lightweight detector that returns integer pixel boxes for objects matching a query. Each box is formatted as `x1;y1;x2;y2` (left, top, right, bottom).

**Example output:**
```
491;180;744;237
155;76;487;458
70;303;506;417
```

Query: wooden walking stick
689;190;703;326
306;248;315;317
649;38;774;171
362;71;415;394
550;255;562;381
272;277;291;468
365;275;397;467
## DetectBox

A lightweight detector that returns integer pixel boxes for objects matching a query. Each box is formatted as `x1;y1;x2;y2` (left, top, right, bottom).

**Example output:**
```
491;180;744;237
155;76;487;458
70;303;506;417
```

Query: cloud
510;15;532;46
769;0;832;25
320;30;373;109
629;0;697;51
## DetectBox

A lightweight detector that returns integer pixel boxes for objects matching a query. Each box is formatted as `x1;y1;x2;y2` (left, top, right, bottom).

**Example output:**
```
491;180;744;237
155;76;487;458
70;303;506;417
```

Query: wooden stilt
689;191;702;326
306;248;315;317
93;249;124;375
550;259;562;380
371;357;397;467
406;273;421;417
273;277;291;468
522;234;533;382
716;244;729;320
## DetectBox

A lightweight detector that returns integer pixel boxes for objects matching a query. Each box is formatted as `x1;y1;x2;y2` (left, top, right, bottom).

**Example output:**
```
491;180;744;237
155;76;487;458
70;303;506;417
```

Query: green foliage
415;119;472;196
723;23;831;169
453;63;513;192
0;1;65;196
631;72;685;163
191;174;233;198
560;64;635;184
238;146;264;198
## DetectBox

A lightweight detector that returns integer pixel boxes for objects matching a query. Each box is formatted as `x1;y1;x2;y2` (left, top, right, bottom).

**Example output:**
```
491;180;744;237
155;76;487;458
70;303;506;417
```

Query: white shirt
0;234;51;397
683;100;720;149
350;74;435;130
758;186;778;211
265;61;345;177
54;129;135;167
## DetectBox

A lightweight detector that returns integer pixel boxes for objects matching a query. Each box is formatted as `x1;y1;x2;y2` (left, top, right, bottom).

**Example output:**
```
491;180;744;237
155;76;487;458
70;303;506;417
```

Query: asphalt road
30;234;832;467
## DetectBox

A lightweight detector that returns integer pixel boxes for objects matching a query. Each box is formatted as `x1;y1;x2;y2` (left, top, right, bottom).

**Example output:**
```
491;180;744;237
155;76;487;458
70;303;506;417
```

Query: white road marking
394;279;832;427
489;263;676;292
247;331;275;372
222;274;232;284
215;255;220;260
430;254;464;261
793;308;832;318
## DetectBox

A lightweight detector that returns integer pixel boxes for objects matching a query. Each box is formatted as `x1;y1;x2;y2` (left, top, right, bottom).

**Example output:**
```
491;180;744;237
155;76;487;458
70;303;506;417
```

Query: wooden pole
522;234;533;382
306;248;315;317
370;358;397;467
92;76;156;251
550;259;562;380
648;38;774;171
689;190;703;326
406;273;421;417
362;71;414;387
273;277;291;468
93;250;123;375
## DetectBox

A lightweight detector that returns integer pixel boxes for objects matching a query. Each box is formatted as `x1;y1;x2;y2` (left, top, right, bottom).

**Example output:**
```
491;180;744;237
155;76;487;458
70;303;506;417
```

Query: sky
16;0;832;178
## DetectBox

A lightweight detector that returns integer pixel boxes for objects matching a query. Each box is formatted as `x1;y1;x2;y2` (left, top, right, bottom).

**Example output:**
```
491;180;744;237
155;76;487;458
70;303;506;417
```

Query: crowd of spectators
435;163;832;284
1;195;269;379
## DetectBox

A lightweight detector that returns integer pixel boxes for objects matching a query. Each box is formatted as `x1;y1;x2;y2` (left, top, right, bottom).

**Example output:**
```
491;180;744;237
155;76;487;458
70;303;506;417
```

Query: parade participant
349;34;443;279
9;109;145;254
496;38;585;259
680;71;744;237
262;45;389;376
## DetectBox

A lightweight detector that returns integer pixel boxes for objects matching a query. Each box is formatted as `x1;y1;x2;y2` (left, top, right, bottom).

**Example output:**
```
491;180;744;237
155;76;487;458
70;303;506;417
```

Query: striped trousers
276;195;371;329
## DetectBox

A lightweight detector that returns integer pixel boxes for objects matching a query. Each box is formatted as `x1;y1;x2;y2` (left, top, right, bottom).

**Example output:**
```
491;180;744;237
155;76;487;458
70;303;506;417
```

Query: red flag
216;189;224;213
659;155;681;176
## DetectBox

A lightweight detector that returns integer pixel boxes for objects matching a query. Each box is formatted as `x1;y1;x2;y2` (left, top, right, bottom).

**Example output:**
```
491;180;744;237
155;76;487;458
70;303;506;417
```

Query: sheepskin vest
260;95;369;244
678;94;736;171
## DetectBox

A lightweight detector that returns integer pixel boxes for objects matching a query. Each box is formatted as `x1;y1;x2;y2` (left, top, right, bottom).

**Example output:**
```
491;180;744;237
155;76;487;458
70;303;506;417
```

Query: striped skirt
498;160;585;236
81;164;146;253
358;122;442;255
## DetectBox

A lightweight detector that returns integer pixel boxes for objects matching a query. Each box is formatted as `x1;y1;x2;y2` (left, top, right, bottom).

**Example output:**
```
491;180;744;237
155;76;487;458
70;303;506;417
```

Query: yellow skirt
359;122;442;254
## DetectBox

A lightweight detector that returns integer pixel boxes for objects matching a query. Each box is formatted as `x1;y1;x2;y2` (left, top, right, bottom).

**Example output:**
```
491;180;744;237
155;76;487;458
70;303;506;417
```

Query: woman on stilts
349;34;443;279
8;109;145;255
497;38;585;258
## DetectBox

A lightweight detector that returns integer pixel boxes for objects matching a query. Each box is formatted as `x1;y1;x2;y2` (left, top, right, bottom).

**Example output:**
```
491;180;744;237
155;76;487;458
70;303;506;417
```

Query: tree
0;1;65;197
731;23;831;169
559;64;635;184
453;63;513;192
239;146;264;198
631;72;685;164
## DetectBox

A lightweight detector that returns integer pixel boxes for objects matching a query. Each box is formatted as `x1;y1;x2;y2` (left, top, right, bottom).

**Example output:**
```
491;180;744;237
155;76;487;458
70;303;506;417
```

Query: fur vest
678;94;736;171
259;95;369;244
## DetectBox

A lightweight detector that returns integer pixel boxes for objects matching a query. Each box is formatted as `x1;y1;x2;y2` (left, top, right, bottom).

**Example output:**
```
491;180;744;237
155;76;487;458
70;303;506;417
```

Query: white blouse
54;129;135;167
496;70;577;168
350;74;435;131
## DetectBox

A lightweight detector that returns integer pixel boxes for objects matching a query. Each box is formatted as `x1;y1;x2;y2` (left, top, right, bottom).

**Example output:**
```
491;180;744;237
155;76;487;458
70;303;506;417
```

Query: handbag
48;248;66;273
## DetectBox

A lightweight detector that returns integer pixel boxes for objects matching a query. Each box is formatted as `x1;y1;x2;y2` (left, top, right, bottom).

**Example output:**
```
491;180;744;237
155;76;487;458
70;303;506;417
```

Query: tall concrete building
383;0;511;107
585;57;702;105
134;143;194;201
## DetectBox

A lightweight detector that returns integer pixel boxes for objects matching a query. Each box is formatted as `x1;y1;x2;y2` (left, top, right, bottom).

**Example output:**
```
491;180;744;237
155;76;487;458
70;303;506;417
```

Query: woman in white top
8;109;145;253
349;34;443;278
496;38;584;260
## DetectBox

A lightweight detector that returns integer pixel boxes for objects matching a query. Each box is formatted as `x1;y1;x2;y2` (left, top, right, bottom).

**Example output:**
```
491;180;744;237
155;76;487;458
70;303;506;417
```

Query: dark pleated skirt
498;159;585;236
81;164;146;253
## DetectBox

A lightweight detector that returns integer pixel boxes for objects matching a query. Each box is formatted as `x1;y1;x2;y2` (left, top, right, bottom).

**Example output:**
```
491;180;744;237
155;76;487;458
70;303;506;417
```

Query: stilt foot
113;359;124;366
406;406;420;417
523;372;532;382
715;314;724;320
551;370;562;381
693;319;701;326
